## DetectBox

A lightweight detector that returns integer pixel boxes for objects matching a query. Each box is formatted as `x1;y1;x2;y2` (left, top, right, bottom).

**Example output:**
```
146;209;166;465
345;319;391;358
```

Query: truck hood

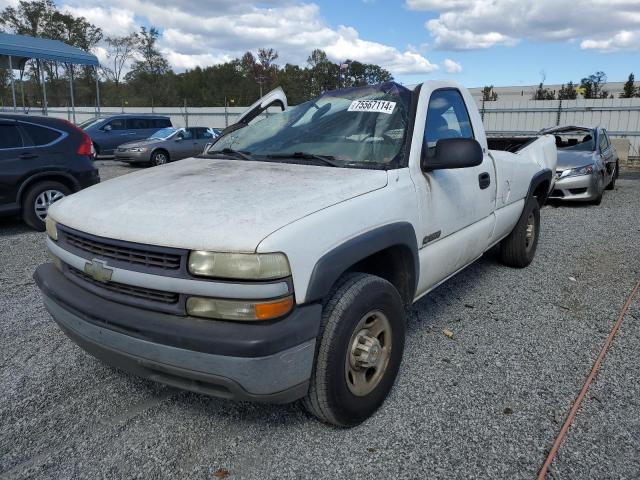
49;157;388;251
557;150;596;170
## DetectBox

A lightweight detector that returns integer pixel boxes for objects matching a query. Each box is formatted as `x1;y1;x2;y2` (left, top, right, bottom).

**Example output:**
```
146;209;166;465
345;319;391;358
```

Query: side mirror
175;136;183;142
421;138;483;171
103;124;112;132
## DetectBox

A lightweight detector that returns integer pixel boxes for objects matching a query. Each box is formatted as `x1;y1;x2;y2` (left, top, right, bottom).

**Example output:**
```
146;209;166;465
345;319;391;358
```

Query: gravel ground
1;164;639;480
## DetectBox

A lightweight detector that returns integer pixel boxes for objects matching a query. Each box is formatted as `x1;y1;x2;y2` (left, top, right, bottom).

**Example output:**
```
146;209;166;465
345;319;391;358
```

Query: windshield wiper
208;148;254;161
266;151;342;167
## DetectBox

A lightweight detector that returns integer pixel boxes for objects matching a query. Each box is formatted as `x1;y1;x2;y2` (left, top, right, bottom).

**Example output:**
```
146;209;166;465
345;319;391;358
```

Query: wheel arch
528;168;553;206
17;173;79;208
305;222;419;305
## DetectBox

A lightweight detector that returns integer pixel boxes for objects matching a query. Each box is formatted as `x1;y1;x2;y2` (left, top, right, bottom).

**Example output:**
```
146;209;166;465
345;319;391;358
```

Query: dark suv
0;115;99;230
80;115;172;156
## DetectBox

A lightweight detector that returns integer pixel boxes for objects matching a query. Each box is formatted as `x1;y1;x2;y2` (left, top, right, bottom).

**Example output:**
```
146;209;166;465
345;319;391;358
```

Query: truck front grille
68;266;179;304
63;229;182;270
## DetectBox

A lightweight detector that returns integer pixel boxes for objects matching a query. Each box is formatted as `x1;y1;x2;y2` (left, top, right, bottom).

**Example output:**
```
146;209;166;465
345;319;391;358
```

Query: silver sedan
115;127;220;166
544;125;619;205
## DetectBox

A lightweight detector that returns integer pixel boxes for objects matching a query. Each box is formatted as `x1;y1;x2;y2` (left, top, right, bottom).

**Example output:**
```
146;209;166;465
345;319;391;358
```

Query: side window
424;89;474;146
181;129;194;140
599;131;609;151
107;119;126;130
20;123;61;146
152;118;171;128
127;118;150;129
0;123;24;149
198;129;214;139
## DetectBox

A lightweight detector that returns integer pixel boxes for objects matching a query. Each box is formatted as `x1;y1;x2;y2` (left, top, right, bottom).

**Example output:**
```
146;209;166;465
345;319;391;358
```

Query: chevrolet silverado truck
35;81;556;427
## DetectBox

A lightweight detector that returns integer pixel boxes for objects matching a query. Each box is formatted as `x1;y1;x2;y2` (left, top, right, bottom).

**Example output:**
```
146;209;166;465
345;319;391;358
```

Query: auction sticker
348;100;396;114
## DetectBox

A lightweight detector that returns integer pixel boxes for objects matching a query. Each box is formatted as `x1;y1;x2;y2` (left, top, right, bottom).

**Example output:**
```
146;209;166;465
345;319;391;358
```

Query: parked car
0;114;99;230
80;115;172;156
542;125;618;204
115;127;218;166
36;82;556;426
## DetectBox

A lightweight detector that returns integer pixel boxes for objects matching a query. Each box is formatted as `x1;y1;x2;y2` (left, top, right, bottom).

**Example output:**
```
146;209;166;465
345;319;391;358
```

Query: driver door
413;88;496;294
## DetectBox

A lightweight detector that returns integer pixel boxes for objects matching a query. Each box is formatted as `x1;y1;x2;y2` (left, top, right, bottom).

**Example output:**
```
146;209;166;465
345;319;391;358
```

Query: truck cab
36;81;556;427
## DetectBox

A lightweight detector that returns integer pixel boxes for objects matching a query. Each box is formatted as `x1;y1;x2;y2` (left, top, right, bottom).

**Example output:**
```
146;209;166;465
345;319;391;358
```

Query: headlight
564;165;594;177
129;147;148;153
186;295;294;321
45;216;58;240
188;251;291;280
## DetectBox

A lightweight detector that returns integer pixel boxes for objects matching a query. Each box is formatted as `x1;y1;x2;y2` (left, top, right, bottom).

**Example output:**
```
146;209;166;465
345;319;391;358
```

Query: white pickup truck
36;81;556;427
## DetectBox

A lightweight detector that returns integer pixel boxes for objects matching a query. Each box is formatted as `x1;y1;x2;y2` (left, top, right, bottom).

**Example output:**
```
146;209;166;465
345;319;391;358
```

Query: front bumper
35;263;321;403
115;150;152;163
549;173;599;201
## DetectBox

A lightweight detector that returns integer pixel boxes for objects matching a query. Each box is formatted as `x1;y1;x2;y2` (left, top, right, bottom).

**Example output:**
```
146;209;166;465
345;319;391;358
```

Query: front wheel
499;196;540;268
302;273;406;427
150;150;169;166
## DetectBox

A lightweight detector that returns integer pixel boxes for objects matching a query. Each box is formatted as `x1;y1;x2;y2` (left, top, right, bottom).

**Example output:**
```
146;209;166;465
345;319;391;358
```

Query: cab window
424;89;474;147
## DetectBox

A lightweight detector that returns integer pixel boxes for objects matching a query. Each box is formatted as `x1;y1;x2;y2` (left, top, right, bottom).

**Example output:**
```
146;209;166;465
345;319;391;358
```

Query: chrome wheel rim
154;153;167;165
524;213;535;252
345;310;392;397
34;190;65;221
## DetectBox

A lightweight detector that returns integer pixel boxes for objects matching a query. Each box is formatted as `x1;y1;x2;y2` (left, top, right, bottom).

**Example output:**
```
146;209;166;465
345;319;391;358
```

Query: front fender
305;222;419;303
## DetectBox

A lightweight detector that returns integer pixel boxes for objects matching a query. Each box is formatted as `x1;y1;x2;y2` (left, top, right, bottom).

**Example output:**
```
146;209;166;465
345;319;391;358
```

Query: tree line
0;0;392;109
482;72;640;101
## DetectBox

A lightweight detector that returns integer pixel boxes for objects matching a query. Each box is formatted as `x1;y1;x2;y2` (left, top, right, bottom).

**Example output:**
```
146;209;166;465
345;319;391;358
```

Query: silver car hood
557;150;596;170
118;138;165;149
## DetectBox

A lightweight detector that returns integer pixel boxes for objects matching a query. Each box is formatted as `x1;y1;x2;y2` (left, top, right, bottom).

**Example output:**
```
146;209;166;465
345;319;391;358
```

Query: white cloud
61;6;137;37
580;30;640;51
407;0;640;51
442;58;462;73
58;0;439;76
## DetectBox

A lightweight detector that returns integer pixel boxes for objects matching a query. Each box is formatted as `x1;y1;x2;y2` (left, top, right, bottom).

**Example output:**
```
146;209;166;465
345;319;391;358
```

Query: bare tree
102;33;139;91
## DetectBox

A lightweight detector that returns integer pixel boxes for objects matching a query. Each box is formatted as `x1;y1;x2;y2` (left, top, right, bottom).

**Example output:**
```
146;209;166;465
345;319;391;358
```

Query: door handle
19;152;38;159
478;172;491;189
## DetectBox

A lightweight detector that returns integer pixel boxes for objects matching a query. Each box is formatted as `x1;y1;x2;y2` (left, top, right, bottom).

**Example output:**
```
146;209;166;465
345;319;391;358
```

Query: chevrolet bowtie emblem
84;259;113;283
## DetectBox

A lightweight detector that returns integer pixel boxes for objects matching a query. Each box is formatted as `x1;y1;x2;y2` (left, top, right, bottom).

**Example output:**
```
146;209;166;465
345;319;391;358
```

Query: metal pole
8;56;16;112
184;98;188;128
38;59;48;115
67;64;76;123
94;65;101;117
224;97;228;127
19;67;26;113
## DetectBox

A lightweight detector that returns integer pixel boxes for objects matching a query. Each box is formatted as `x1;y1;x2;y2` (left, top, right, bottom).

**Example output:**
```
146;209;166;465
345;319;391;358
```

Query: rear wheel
22;181;71;231
302;273;406;427
499;196;540;268
150;150;169;166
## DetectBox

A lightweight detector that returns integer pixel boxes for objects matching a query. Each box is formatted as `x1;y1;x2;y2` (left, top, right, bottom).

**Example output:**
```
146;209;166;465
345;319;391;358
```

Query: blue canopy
0;32;99;68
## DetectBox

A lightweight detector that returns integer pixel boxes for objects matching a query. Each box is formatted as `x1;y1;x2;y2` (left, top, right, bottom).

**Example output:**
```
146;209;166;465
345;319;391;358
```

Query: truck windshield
211;82;412;168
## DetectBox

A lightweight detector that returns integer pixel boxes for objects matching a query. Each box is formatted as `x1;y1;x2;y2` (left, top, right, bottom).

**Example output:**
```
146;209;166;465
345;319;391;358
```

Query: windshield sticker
348;100;396;115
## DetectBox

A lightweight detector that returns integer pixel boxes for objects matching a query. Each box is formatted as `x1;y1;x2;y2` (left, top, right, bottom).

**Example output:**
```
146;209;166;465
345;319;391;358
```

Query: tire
150;150;169;166
499;196;540;268
302;273;406;427
606;164;617;190
22;181;71;231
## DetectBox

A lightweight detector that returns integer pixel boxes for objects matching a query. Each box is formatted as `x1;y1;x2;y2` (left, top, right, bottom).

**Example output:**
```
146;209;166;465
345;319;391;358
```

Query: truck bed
487;136;539;153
